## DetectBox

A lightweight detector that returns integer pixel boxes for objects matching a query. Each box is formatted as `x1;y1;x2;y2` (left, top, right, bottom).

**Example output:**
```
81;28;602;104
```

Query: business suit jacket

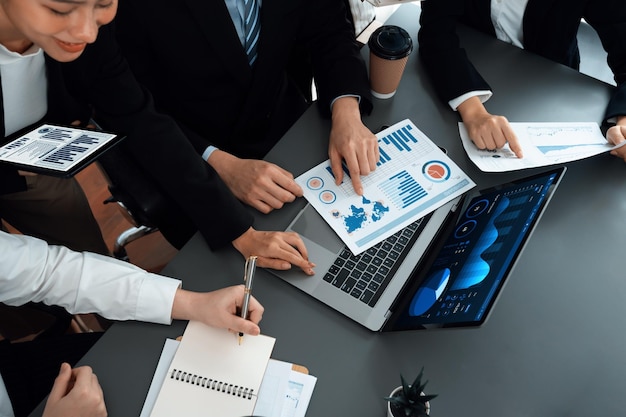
418;0;626;122
0;25;252;249
115;0;373;159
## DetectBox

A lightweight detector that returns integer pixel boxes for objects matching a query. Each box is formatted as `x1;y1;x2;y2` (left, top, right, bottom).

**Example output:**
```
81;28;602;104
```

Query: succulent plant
384;368;437;417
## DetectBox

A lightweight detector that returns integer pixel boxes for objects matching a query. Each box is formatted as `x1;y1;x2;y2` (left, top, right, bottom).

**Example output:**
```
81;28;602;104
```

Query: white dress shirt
449;0;529;110
0;43;47;136
0;231;182;417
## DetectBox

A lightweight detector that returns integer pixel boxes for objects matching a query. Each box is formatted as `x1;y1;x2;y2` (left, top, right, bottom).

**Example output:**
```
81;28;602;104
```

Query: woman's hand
171;285;265;336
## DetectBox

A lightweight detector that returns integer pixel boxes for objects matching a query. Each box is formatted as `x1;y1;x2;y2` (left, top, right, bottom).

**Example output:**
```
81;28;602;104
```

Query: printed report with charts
296;118;475;255
458;121;619;172
149;320;275;417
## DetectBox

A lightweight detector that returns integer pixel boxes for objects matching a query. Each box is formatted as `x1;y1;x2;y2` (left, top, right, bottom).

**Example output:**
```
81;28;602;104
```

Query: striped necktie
243;0;260;65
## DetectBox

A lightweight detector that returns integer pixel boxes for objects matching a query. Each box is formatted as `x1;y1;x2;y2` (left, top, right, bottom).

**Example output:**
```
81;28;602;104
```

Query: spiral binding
170;368;254;399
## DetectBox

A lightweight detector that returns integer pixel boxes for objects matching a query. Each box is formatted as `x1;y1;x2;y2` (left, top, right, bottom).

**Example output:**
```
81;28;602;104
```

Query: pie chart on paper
422;160;451;182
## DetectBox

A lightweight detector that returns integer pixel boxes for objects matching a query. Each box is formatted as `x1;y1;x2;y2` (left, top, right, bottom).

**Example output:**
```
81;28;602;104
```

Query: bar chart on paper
381;170;427;209
376;123;431;210
296;119;475;254
459;121;613;172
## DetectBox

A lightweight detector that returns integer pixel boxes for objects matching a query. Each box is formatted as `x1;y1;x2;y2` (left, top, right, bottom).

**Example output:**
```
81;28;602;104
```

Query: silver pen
238;255;257;345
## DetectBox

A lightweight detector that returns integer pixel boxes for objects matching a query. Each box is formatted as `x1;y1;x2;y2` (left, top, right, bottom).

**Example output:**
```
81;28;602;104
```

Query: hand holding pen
239;255;258;345
170;285;263;336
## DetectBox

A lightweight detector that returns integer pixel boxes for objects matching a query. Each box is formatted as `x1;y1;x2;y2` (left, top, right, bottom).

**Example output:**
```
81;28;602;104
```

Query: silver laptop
269;166;566;331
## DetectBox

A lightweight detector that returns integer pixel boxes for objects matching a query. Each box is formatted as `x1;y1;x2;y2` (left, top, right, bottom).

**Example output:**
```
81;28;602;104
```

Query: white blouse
0;43;47;136
0;231;182;416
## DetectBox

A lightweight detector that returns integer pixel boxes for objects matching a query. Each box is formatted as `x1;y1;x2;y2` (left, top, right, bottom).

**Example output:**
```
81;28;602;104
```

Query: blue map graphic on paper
332;196;390;234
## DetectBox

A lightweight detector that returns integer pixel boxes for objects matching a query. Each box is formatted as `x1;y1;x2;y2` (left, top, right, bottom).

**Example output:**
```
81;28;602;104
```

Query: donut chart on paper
422;160;451;182
306;176;324;190
318;190;337;204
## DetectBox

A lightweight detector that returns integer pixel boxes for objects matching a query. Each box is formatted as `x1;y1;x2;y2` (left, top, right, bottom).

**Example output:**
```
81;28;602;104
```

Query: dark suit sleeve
61;24;253;249
418;0;492;106
113;2;221;157
299;0;373;117
584;0;626;121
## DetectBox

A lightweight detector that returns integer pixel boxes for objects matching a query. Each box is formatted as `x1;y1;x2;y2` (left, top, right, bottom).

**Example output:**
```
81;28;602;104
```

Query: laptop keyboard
322;216;429;307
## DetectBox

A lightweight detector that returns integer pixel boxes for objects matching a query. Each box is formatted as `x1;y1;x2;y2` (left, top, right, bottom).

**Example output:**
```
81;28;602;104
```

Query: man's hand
43;363;107;417
172;286;264;336
232;227;315;275
328;97;379;195
458;96;523;158
608;116;626;161
208;150;302;214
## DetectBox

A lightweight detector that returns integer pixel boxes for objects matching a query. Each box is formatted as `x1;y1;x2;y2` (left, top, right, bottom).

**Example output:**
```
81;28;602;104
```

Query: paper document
459;121;617;172
296;119;475;255
140;338;180;417
141;339;316;417
254;360;317;417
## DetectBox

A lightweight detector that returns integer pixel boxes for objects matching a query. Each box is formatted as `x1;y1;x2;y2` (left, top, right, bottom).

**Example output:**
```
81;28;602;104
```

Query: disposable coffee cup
368;25;413;99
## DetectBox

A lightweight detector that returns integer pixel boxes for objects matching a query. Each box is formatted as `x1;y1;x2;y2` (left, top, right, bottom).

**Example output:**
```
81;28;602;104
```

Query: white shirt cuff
135;274;182;324
449;90;493;111
202;145;219;161
330;94;361;113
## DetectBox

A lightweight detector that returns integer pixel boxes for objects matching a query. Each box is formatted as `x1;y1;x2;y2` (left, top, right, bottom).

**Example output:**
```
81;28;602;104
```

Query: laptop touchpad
289;205;345;254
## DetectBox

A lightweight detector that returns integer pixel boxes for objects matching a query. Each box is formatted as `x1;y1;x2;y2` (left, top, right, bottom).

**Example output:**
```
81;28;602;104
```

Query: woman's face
2;0;117;61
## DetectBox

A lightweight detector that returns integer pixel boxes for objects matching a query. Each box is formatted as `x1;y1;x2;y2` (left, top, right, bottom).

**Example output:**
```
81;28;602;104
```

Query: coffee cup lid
368;25;413;60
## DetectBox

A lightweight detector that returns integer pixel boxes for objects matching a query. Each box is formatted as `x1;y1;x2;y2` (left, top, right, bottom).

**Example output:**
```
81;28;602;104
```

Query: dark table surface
31;4;626;417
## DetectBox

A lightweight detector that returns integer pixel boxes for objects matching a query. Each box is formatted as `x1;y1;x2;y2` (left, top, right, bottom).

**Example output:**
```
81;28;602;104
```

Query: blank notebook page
150;320;276;417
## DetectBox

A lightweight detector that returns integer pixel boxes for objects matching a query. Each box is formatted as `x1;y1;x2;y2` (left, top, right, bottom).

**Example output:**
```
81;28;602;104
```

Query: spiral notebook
150;320;276;417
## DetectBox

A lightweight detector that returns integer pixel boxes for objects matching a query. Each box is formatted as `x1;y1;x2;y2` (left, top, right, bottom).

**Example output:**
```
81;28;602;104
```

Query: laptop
269;166;566;331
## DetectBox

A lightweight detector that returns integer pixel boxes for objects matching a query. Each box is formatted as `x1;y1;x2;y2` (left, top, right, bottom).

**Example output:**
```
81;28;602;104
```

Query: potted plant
384;367;437;417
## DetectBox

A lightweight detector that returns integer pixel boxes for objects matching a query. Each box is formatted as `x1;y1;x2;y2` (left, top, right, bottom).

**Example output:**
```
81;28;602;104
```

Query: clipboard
0;123;125;178
291;364;309;374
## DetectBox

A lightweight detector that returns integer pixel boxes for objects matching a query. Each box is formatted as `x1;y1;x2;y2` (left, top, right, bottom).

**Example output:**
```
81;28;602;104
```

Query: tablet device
0;123;125;178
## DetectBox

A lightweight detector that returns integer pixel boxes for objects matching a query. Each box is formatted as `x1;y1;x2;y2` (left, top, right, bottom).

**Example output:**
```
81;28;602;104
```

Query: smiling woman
0;0;117;257
1;0;117;60
0;0;303;414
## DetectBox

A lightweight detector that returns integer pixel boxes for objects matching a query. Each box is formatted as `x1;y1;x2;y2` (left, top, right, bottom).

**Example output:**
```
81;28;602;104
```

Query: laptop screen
387;166;566;330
